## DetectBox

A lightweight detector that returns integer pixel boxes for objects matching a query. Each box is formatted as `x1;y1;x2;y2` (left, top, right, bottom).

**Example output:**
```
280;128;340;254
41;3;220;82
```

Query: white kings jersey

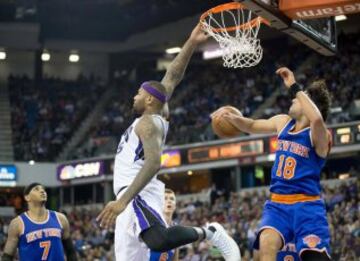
113;114;169;196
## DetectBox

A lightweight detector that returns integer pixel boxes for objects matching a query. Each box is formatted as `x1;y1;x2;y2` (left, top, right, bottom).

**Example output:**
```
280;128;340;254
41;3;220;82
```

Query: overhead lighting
187;170;193;176
203;48;223;60
29;160;35;165
41;52;50;62
0;51;6;60
339;173;349;180
69;54;79;63
335;15;347;22
166;47;181;54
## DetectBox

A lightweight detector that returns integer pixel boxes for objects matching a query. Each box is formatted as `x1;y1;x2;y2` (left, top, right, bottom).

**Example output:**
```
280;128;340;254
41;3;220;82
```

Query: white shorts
114;186;167;261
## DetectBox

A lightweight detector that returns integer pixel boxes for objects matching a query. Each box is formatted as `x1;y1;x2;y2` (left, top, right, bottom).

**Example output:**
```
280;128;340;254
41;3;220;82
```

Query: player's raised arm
161;23;208;99
212;107;290;135
276;67;330;158
97;115;163;229
57;213;78;261
2;217;21;261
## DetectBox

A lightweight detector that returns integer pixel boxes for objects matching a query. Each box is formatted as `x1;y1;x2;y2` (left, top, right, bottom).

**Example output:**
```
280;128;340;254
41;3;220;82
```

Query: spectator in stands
9;74;106;161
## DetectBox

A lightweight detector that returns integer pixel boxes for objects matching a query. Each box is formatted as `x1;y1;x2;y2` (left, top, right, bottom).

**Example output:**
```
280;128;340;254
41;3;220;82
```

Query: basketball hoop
200;2;269;68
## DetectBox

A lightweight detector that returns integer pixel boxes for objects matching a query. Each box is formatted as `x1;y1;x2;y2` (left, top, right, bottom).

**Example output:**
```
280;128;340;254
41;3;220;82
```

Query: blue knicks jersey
18;210;65;261
270;119;326;195
149;249;175;261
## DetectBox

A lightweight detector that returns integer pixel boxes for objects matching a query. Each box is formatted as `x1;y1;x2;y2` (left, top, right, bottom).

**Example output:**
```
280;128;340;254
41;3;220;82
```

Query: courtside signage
57;161;104;181
0;165;17;187
188;140;264;163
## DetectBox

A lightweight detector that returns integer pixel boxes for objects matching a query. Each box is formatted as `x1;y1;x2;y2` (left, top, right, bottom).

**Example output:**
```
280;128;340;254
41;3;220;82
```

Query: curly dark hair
306;80;331;121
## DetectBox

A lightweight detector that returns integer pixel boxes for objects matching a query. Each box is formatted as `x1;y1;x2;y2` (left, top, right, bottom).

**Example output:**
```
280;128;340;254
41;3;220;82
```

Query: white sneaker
206;222;241;261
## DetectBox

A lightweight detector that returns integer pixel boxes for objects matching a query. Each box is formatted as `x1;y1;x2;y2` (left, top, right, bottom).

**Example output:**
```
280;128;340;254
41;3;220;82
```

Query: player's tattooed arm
57;213;78;261
161;39;196;98
121;115;163;204
161;23;208;99
2;217;21;261
97;116;163;229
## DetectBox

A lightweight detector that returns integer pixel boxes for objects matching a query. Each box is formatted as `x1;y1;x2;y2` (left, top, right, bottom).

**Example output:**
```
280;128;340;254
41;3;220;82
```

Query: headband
24;182;42;195
141;82;167;103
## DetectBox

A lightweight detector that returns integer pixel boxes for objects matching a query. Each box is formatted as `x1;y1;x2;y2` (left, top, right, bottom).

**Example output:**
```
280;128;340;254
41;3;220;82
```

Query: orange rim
200;2;270;33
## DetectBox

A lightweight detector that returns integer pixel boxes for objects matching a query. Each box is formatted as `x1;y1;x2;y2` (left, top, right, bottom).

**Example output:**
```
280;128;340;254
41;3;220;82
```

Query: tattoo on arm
120;116;163;204
161;39;197;99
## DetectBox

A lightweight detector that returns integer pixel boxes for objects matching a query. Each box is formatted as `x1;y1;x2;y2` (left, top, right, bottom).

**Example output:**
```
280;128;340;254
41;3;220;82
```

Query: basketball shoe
206;222;241;261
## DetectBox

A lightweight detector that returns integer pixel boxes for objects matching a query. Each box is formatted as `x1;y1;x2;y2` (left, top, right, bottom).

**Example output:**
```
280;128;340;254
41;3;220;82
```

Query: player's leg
142;223;241;260
133;193;205;249
114;188;207;260
137;197;240;260
114;202;148;260
140;223;208;251
258;229;283;261
294;200;331;261
253;201;294;261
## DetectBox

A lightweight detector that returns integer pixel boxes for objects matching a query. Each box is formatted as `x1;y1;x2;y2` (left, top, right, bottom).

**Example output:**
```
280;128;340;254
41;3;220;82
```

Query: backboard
237;0;338;56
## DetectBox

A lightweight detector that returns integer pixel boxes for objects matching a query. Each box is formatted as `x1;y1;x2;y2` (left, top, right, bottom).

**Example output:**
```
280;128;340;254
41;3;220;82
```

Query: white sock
203;227;214;240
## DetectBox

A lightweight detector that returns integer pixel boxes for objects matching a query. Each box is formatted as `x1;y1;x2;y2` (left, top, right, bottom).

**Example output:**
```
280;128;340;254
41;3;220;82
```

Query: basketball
212;106;243;138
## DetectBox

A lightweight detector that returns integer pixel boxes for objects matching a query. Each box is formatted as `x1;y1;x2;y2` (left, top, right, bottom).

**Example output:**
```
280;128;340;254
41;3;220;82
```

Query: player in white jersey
97;24;241;261
112;108;169;204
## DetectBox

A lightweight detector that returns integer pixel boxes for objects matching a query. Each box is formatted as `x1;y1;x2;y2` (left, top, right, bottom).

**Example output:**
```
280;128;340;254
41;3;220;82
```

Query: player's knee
145;236;168;252
141;226;169;252
259;229;283;255
301;250;331;261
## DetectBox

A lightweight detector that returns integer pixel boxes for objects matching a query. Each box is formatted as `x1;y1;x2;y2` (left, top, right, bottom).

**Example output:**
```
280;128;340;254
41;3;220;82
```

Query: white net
201;6;264;68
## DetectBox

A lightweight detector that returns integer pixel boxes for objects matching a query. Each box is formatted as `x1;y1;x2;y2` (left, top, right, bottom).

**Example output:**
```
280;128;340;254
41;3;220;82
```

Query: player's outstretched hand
276;67;296;88
189;23;209;44
222;113;243;130
210;107;226;119
96;200;126;229
210;106;238;119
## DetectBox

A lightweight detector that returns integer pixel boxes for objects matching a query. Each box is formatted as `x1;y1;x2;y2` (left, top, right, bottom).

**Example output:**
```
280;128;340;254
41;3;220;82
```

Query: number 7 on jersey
40;241;51;260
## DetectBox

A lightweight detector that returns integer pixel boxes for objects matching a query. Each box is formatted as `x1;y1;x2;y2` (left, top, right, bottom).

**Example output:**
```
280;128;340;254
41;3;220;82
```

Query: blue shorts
254;200;331;259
